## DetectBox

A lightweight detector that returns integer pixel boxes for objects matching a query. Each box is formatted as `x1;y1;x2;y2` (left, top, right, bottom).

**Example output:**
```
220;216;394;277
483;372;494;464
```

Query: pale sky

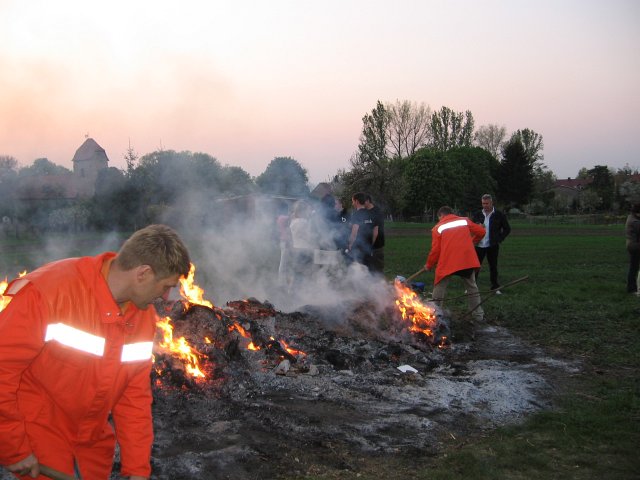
0;0;638;184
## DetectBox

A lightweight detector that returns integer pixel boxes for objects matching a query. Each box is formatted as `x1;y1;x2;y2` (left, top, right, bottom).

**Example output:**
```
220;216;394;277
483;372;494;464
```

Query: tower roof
72;138;107;163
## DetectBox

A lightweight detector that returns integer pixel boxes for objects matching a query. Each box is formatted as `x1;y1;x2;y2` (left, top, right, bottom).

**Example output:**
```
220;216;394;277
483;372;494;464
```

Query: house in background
546;177;592;207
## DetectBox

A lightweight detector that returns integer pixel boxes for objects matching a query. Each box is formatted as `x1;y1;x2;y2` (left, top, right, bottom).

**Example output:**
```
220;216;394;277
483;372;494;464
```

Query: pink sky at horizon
1;0;638;185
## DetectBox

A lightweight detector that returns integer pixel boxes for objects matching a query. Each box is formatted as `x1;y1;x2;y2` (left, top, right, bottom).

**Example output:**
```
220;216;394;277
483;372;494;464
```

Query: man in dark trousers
365;194;385;275
347;192;374;266
472;194;511;294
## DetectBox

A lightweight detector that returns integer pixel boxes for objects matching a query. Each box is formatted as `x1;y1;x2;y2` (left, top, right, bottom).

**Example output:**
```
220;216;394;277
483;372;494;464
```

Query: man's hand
7;453;40;478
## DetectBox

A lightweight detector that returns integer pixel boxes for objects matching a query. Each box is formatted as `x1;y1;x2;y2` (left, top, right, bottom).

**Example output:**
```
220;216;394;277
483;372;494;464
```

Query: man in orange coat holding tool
425;206;486;323
0;224;191;480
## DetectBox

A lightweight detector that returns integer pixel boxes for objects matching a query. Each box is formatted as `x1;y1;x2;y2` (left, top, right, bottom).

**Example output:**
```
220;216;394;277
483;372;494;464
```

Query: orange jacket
0;253;156;477
426;214;486;284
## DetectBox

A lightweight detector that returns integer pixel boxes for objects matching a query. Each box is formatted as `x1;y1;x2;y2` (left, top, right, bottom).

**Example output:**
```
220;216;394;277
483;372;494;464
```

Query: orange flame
156;316;206;379
179;263;213;308
0;271;27;312
394;281;438;338
277;337;306;357
0;278;9;312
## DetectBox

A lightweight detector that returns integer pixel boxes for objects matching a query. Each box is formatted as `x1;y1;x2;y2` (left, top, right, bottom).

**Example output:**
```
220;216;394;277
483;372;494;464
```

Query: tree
445;147;498;213
219;166;255;195
576;168;590;179
585;165;614;210
0;155;18;172
0;156;19;219
619;180;640;205
496;136;533;209
402;148;455;220
124;142;139;177
530;165;557;213
385;100;431;158
430;106;475;151
18;158;71;176
511;128;544;167
88;167;130;230
130;150;224;226
578;189;601;213
256;157;309;196
473;124;507;160
344;101;393;206
358;101;389;167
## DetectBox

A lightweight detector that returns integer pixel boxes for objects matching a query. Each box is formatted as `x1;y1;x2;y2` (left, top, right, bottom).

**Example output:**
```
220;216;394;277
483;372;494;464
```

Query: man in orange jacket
0;224;191;480
426;206;486;322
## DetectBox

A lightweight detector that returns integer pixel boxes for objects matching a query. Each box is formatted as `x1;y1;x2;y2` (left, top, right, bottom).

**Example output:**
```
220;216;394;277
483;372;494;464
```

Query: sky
0;0;638;185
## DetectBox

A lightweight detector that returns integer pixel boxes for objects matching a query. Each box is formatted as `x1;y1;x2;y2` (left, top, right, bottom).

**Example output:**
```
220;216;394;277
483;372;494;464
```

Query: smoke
1;190;398;332
1;229;124;278
165;192;395;322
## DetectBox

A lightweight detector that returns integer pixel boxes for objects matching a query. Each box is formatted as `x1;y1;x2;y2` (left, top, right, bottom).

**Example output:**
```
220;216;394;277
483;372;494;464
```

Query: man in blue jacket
472;194;511;294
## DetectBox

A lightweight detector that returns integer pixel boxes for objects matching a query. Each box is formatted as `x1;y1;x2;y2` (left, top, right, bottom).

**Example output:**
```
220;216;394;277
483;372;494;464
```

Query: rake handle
404;267;426;284
40;464;77;480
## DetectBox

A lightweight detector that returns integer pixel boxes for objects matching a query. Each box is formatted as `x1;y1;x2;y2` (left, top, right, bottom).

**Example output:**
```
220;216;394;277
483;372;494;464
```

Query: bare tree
0;155;19;172
385;100;432;158
474;124;507;159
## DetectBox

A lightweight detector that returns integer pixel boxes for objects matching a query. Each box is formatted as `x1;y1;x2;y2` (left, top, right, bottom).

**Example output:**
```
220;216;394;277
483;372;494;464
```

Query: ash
140;299;578;480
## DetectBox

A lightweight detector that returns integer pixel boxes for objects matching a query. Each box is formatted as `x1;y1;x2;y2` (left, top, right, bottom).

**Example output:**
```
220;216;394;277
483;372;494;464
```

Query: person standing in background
472;194;511;294
347;192;374;267
625;203;640;295
365;194;385;275
276;203;293;289
289;200;316;287
332;197;350;252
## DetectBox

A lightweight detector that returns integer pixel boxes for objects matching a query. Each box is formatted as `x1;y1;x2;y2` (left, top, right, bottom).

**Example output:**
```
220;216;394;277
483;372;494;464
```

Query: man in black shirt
365;194;385;275
347;192;374;266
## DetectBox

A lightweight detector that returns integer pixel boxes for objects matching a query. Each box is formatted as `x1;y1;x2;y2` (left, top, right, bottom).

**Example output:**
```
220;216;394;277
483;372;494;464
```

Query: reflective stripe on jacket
426;214;486;284
0;253;156;477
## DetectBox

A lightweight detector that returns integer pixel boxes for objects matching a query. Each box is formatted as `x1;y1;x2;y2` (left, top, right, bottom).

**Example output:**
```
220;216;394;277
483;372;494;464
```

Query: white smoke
171;192;395;318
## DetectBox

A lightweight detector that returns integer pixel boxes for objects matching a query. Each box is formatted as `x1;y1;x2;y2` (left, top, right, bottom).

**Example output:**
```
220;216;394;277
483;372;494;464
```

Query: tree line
336;100;639;220
1;99;638;233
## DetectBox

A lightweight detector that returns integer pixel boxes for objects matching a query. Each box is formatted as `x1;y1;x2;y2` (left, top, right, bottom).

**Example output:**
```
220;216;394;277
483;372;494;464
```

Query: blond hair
115;224;191;279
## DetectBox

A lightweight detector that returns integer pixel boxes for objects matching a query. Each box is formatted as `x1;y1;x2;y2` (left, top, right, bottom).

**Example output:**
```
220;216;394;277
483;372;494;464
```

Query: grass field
1;221;638;479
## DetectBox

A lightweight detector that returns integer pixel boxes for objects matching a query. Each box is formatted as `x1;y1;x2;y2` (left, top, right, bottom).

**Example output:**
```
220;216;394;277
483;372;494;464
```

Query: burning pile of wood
150;266;450;392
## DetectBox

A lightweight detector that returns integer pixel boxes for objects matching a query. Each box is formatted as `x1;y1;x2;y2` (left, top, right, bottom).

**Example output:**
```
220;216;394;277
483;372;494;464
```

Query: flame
394;281;438;338
229;323;261;351
156;316;206;379
277;337;306;357
179;263;213;308
0;278;9;312
0;271;27;312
